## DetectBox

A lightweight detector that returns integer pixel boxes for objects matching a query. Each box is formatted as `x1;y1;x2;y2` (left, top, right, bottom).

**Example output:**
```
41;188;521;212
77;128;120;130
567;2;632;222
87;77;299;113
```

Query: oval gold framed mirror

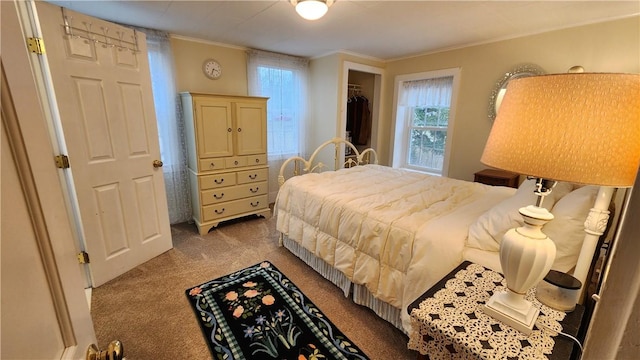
488;64;544;121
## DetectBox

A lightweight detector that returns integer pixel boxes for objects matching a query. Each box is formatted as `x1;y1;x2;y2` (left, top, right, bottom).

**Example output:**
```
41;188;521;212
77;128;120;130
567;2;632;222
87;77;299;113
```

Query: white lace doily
408;263;566;360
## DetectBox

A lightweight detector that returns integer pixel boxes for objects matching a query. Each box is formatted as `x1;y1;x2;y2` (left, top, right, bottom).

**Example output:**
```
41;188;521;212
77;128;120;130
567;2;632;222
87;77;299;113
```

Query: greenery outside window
408;106;449;171
392;68;460;176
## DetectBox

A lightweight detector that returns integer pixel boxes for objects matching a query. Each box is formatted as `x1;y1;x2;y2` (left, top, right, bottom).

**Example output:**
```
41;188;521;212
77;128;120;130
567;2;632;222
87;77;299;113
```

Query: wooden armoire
181;93;270;235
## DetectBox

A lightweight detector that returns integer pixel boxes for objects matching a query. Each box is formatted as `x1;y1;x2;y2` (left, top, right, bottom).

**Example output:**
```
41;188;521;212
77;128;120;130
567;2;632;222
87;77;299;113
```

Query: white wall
309;54;342;152
171;36;248;96
382;16;640;181
584;172;640;358
168;17;640;180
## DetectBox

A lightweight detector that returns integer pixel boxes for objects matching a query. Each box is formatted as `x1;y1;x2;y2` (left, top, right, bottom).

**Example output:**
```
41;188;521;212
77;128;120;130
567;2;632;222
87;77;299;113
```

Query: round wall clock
202;58;222;80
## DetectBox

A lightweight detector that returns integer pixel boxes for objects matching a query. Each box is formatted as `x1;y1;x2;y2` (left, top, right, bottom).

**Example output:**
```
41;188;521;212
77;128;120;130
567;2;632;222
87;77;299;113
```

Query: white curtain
399;76;453;107
138;28;191;224
246;49;309;203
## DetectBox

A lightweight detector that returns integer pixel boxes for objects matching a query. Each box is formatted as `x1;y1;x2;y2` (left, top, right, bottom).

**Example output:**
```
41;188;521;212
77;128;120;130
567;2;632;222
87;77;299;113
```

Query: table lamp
480;73;640;334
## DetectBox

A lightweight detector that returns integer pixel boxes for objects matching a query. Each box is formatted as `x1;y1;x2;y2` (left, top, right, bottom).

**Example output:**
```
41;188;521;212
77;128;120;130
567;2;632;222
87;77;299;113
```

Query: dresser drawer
200;173;236;190
201;195;268;222
246;154;267;167
225;156;248;169
200;181;268;206
198;158;225;172
237;167;268;184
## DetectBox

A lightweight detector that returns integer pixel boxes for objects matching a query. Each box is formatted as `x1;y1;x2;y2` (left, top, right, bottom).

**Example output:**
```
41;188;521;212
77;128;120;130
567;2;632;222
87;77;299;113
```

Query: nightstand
474;168;520;188
407;261;584;360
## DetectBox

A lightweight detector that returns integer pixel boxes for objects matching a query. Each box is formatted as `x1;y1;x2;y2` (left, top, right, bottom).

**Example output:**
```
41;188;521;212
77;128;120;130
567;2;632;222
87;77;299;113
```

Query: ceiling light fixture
290;0;334;21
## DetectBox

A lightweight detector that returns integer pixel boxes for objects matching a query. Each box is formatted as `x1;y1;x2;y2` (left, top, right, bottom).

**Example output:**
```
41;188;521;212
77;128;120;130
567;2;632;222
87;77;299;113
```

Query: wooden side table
474;168;520;188
407;261;584;360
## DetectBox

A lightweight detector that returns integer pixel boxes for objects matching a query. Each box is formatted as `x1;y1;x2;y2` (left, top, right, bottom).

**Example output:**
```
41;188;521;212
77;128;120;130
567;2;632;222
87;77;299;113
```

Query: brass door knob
86;340;124;360
153;160;163;168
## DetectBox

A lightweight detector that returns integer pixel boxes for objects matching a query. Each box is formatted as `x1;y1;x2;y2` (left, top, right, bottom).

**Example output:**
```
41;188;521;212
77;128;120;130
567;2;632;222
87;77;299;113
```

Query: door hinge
77;251;90;264
55;154;70;169
27;37;46;55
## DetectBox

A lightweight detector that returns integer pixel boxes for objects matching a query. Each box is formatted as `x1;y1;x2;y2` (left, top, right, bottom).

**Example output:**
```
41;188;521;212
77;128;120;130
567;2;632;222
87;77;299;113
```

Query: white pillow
466;179;573;252
544;185;599;272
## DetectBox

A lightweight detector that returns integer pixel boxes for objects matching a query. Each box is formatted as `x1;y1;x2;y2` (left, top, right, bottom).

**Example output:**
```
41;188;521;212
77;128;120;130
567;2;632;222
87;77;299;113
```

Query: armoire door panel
196;100;233;158
235;102;267;155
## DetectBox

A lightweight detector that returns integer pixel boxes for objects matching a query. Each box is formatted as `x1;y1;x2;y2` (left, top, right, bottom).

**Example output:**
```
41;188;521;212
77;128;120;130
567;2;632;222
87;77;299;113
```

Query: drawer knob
227;128;232;132
249;174;257;180
234;160;239;165
215;179;224;184
255;159;260;163
237;127;242;132
250;201;259;207
214;193;224;199
250;187;259;193
215;208;225;214
210;163;215;168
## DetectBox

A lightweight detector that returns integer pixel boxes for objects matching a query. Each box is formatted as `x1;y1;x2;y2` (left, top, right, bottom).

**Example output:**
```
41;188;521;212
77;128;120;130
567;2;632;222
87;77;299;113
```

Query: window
141;27;191;224
247;49;309;202
254;66;302;156
392;69;460;176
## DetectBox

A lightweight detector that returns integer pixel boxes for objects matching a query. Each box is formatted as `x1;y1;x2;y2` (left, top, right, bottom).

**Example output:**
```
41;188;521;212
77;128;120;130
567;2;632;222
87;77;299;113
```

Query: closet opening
340;62;383;165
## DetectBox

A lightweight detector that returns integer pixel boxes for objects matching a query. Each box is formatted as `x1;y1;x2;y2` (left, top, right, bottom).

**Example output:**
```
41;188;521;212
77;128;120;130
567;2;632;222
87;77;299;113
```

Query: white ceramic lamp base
484;205;556;334
484;290;539;334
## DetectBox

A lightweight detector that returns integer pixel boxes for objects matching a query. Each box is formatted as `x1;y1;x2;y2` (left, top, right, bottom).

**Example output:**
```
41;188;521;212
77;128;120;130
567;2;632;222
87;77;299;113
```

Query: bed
274;138;609;334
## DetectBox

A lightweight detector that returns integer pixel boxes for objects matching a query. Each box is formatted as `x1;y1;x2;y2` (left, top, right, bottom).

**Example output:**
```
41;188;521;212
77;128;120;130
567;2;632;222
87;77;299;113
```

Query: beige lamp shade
482;73;640;187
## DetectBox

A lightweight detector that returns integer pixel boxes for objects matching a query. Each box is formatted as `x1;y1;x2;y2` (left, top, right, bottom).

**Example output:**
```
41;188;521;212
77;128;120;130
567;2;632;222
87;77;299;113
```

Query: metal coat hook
100;27;114;48
58;7;140;53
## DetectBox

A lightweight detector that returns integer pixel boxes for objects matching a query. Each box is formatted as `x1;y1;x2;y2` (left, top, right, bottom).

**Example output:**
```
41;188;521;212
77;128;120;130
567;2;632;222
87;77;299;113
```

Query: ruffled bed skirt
282;235;405;334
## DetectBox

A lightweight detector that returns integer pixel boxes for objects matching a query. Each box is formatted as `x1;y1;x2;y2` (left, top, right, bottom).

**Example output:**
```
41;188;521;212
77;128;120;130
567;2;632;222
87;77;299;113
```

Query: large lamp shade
480;72;640;334
482;73;640;187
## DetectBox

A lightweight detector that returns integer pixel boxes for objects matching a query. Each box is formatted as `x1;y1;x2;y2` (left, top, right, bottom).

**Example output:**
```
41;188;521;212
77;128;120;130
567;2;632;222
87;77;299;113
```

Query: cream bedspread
275;165;515;331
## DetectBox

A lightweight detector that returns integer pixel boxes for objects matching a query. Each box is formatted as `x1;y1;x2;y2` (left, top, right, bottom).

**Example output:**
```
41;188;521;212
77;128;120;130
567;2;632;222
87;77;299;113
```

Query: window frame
247;49;309;160
391;68;461;177
255;65;303;157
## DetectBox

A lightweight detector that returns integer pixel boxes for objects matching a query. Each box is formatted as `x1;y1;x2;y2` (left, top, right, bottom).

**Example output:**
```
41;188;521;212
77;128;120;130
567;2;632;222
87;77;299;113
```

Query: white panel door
2;90;66;360
35;2;172;286
3;2;98;357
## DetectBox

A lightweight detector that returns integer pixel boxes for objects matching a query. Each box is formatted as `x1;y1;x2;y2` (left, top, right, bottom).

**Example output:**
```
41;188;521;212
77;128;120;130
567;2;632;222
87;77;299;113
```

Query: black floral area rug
185;261;370;360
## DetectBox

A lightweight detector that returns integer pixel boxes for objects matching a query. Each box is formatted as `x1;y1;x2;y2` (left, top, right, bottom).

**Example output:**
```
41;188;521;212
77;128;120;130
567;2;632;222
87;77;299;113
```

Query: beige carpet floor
91;212;418;359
